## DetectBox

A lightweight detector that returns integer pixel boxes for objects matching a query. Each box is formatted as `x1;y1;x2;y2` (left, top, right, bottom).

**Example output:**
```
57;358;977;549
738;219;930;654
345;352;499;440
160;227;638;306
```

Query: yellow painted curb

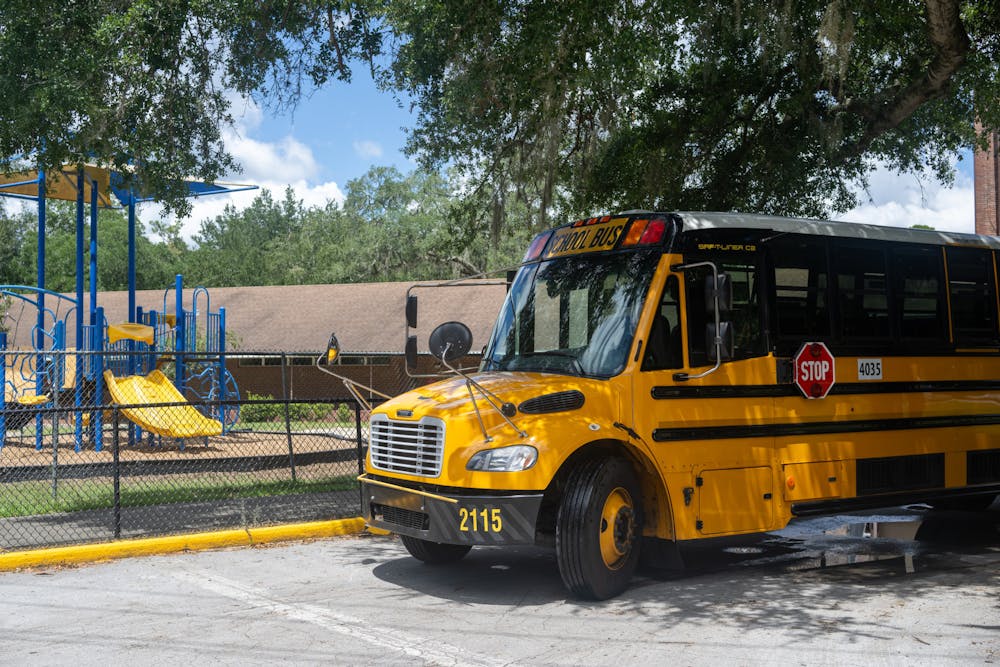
0;517;366;571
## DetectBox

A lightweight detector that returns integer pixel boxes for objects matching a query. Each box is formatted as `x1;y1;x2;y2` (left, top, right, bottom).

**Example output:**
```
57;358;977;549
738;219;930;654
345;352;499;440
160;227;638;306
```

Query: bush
240;393;280;422
239;393;334;423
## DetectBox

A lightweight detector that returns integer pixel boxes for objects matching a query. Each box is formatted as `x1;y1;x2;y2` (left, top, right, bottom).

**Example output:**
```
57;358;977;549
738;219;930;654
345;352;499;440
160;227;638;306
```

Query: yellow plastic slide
103;369;223;438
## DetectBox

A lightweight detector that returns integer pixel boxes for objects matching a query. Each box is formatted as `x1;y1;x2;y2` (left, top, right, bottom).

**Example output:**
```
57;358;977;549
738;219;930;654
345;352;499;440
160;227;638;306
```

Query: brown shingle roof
32;280;508;354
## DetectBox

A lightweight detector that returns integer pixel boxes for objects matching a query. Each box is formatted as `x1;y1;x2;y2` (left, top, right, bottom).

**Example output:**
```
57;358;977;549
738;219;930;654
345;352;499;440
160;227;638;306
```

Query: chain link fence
1;350;367;551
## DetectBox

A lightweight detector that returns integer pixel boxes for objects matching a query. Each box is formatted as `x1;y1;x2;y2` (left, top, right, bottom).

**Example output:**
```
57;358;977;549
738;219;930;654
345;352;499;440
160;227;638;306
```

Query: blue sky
168;74;979;240
239;74;417;188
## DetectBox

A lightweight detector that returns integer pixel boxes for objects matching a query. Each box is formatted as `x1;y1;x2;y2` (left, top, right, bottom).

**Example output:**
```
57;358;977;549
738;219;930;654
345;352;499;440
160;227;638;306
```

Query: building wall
975;130;999;236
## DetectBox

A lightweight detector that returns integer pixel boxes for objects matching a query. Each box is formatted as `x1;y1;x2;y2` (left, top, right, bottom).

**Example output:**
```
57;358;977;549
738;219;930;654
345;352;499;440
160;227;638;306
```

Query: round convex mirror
428;321;473;362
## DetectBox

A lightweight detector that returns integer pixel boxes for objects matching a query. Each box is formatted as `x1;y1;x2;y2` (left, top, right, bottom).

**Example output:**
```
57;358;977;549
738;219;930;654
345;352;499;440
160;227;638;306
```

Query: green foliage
0;1;385;215
4;2;996;287
0;201;177;291
0;164;528;292
380;0;1000;226
239;392;334;423
183;167;526;286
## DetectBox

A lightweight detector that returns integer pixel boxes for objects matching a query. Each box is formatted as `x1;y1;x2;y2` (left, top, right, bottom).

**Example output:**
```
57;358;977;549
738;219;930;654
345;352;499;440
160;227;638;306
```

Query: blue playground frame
0;164;254;452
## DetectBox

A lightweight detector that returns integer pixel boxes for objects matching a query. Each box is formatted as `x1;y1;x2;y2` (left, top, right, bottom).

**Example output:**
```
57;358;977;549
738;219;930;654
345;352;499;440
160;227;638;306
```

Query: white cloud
352;139;383;159
224;130;320;184
840;161;974;234
143;97;345;242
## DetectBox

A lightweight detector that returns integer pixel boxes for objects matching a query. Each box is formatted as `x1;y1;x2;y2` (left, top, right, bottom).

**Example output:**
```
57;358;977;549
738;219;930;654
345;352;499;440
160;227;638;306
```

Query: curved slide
103;369;223;438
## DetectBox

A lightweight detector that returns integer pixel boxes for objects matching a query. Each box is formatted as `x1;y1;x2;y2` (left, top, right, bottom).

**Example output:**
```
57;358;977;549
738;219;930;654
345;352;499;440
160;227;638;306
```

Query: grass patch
0;474;357;518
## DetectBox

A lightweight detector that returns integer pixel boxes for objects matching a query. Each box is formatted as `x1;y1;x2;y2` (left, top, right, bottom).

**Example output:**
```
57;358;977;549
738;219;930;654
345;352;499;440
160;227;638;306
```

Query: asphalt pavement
1;505;997;665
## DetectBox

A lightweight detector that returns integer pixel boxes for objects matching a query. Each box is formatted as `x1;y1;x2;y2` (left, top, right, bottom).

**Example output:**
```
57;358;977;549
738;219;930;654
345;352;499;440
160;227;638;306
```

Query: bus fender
543;438;677;544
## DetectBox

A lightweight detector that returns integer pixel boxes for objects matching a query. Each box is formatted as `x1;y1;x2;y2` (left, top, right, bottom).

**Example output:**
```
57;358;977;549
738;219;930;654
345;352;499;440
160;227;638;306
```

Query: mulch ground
1;424;364;468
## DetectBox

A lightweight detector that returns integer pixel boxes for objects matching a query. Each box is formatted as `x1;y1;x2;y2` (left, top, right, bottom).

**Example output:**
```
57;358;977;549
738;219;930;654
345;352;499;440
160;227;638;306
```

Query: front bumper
360;475;544;545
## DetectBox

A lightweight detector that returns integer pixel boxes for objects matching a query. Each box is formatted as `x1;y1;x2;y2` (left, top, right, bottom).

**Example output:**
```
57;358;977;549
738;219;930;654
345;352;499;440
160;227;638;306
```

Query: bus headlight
466;445;538;472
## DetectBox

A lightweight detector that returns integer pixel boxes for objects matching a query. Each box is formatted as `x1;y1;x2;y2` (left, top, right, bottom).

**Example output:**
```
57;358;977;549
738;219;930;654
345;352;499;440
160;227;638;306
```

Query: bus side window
835;242;889;341
769;236;831;351
892;246;947;345
946;246;999;345
642;275;683;370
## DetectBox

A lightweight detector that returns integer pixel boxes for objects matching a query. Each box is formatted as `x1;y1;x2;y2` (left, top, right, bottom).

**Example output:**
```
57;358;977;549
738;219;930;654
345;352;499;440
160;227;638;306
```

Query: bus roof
671;211;1000;250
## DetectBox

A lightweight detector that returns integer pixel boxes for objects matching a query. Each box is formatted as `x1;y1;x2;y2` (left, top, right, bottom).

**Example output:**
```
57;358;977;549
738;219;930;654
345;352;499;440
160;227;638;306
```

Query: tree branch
842;0;970;154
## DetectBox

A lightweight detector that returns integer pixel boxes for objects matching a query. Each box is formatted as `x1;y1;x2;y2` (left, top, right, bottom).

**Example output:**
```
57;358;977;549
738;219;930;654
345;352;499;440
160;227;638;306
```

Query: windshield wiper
521;350;585;376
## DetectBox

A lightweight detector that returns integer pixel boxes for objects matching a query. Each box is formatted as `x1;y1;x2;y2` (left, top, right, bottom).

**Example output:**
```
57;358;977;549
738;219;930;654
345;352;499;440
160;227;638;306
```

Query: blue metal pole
175;274;185;394
36;167;46;351
89;181;98;330
74;169;85;451
75;168;85;349
126;194;139;444
128;194;136;323
218;307;227;427
35;168;46;452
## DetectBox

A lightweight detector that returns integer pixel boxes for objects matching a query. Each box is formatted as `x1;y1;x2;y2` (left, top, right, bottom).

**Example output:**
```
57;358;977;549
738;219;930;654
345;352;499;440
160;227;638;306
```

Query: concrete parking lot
1;507;997;665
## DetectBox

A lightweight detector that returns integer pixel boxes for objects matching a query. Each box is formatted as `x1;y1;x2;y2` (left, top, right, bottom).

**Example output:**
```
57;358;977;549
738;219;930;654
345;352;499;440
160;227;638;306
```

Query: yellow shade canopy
0;165;116;208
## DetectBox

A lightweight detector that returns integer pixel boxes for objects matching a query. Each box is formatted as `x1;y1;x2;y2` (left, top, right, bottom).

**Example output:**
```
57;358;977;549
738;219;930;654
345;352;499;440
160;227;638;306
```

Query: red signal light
639;218;666;245
523;231;552;261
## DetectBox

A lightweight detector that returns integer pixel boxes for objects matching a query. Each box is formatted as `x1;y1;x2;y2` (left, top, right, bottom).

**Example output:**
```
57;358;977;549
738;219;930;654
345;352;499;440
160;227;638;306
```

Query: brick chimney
975;128;1000;235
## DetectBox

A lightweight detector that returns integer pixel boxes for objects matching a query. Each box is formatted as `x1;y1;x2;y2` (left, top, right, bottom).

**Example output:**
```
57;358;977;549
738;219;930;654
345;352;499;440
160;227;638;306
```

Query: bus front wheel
556;456;642;600
400;535;472;564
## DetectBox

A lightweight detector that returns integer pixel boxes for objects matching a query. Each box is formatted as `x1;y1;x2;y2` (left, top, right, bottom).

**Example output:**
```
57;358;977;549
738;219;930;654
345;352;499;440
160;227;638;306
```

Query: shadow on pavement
371;505;1000;618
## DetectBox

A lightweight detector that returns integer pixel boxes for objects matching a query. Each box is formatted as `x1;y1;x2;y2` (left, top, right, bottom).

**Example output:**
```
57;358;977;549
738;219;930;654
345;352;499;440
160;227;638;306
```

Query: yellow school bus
358;211;1000;599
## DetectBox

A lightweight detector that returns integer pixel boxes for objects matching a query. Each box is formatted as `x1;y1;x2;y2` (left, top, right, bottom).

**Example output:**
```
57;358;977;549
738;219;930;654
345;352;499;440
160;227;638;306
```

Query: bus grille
369;415;445;477
373;504;430;531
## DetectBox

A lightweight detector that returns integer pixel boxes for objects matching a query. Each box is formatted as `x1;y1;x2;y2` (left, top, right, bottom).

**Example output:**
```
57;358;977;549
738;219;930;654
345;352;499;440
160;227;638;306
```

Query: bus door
632;257;777;538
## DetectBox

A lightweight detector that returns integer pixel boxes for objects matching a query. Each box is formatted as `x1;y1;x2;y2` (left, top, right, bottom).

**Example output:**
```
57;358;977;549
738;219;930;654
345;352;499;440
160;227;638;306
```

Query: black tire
556;457;642;600
399;535;472;564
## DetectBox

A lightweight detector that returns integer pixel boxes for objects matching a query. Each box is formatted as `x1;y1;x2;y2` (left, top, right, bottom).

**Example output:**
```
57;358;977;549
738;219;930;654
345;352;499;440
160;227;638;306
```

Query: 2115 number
458;507;502;533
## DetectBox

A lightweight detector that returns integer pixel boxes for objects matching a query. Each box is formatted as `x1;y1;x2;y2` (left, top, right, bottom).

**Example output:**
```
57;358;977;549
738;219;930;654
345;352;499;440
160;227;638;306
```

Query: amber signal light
621;217;667;247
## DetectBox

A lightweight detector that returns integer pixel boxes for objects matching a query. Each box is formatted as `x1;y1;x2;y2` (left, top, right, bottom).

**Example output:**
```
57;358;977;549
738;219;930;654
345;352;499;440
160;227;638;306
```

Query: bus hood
377;372;616;421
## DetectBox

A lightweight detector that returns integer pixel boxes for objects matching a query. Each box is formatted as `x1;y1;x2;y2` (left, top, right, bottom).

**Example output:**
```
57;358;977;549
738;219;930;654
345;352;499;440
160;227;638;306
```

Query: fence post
51;392;59;501
0;331;6;449
217;308;227;428
280;353;297;482
94;307;105;452
113;407;121;539
355;401;364;510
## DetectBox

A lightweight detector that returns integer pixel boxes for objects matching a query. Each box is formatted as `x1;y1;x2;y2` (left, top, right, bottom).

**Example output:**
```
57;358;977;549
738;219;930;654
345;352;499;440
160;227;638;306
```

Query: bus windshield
483;251;660;378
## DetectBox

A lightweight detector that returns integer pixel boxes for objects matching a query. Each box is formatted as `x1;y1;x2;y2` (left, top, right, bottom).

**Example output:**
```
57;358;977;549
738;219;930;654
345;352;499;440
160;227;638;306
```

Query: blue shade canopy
109;170;256;204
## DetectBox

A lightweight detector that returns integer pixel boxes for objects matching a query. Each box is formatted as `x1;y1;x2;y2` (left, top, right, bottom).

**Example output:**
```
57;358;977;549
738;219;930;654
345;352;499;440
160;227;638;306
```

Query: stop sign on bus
793;342;836;399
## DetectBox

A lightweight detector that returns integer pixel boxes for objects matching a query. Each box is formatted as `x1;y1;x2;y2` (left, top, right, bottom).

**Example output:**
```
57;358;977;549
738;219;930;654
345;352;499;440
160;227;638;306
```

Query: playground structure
0;164;253;452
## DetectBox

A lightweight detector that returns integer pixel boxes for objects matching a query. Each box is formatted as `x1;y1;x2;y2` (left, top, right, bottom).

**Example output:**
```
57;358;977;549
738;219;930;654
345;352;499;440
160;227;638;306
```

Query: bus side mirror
705;273;732;314
428;321;473;363
405;335;418;372
322;333;340;365
706;322;734;362
406;295;418;329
